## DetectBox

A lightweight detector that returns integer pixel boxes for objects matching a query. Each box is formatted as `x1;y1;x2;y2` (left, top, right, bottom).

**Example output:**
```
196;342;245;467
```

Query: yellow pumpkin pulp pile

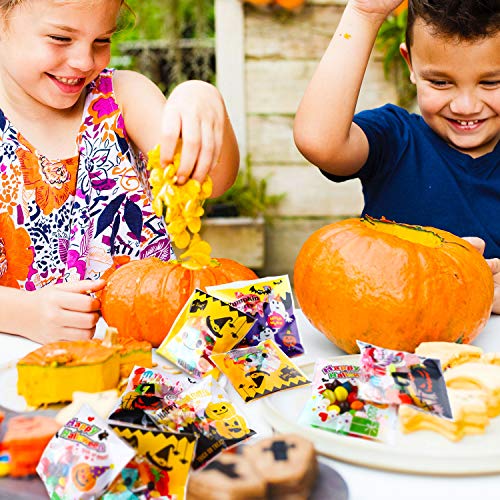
147;144;213;270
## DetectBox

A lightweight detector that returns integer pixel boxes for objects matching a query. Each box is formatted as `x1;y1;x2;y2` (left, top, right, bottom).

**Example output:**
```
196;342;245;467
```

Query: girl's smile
0;0;121;113
47;74;87;94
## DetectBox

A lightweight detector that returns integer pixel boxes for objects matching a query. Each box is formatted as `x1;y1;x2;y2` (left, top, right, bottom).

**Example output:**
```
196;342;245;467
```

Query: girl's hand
160;80;226;185
463;237;500;314
24;279;105;344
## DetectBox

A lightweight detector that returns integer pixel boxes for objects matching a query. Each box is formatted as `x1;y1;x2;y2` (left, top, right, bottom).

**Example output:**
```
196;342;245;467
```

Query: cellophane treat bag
299;359;396;442
357;341;453;419
152;375;255;469
211;339;310;403
37;404;135;500
108;366;197;427
157;289;256;379
206;275;304;358
103;454;173;499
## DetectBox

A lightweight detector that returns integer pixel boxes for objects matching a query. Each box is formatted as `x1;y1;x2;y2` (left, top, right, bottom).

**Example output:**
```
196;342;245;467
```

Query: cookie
399;388;489;441
414;342;483;370
444;362;500;417
55;389;119;425
480;352;500;366
187;452;267;500
242;434;317;499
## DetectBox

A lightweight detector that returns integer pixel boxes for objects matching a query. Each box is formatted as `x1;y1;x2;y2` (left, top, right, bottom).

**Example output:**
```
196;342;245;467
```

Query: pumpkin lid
18;341;117;367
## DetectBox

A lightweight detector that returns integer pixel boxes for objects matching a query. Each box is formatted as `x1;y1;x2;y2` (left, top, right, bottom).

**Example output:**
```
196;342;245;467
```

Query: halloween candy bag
157;289;256;379
299;359;396;442
206;275;305;358
211;340;310;403
108;366;197;427
357;341;453;419
37;405;135;500
110;423;196;500
145;376;255;469
103;454;173;499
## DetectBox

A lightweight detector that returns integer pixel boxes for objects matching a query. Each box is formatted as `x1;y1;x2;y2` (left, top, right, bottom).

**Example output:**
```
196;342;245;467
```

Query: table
1;313;499;500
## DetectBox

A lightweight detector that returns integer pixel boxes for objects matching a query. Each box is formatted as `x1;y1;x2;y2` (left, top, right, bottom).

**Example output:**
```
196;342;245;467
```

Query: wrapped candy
211;340;310;402
357;341;453;418
299;359;396;442
37;405;135;499
207;275;305;358
157;289;256;379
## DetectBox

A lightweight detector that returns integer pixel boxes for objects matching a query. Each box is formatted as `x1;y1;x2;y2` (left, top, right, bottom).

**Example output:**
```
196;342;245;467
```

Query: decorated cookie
444;362;500;417
415;342;483;370
242;433;318;499
187;452;267;500
399;388;490;441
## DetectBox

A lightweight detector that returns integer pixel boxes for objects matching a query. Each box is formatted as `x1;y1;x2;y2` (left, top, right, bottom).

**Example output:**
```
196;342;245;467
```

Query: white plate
261;355;500;476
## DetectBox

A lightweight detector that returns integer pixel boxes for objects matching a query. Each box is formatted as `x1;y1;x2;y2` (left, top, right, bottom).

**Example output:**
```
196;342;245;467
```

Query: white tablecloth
1;313;499;500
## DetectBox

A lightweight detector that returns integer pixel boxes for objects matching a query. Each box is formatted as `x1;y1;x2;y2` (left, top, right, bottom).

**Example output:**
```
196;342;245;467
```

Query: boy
293;0;499;313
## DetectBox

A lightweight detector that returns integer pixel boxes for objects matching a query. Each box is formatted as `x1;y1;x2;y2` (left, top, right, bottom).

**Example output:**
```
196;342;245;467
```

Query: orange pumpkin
275;0;305;9
101;257;258;347
294;217;494;354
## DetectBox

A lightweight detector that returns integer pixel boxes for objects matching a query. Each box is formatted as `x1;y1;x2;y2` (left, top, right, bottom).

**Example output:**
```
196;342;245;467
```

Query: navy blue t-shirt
322;104;500;259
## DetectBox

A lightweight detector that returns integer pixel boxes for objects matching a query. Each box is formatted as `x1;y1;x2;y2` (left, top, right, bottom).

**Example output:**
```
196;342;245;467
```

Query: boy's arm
114;71;239;198
293;0;403;175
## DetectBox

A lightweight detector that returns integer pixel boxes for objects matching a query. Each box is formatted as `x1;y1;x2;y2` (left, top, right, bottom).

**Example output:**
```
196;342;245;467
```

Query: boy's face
0;0;121;112
401;19;500;158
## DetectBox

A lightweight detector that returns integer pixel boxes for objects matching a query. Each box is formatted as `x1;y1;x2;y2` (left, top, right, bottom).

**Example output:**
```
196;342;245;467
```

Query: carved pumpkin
101;257;258;347
294;217;494;354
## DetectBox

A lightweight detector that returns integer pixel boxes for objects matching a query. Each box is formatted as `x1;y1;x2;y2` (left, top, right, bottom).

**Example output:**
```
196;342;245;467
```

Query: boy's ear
399;43;416;84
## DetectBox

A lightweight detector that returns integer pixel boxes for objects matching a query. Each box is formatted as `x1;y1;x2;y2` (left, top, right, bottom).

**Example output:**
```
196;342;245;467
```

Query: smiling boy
293;0;499;313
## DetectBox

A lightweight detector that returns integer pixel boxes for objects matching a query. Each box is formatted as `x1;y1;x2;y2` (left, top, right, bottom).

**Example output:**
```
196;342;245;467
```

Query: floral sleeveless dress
0;68;172;290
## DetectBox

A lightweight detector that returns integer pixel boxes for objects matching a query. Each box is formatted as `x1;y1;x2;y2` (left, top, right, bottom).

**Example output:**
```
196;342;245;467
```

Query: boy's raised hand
351;0;405;18
160;80;226;186
463;237;500;315
24;279;105;344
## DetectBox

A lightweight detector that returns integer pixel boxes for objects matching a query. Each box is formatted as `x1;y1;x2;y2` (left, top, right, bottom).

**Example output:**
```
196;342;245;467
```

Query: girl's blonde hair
0;0;132;22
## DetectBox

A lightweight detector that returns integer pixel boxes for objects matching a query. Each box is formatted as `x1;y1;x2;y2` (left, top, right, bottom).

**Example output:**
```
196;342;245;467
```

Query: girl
0;0;240;343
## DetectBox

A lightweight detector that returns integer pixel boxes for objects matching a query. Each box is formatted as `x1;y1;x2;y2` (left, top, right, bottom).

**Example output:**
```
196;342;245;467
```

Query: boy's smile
401;19;500;158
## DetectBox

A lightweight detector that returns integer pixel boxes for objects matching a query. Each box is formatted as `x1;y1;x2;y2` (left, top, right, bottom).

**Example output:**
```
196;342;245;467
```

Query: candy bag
108;366;197;427
37;404;135;500
110;423;196;500
299;359;396;442
157;289;256;379
211;340;310;402
103;454;174;500
207;275;304;358
357;341;453;418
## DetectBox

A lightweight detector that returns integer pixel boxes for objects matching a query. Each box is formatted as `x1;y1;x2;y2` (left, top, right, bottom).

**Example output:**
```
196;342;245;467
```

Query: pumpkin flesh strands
147;144;214;270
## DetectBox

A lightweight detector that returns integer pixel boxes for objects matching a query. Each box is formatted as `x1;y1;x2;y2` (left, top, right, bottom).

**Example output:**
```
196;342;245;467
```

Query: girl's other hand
160;80;225;185
25;279;105;344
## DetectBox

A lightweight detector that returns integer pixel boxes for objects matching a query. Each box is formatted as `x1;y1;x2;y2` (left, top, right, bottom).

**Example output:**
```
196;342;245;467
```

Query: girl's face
0;0;122;111
401;19;500;158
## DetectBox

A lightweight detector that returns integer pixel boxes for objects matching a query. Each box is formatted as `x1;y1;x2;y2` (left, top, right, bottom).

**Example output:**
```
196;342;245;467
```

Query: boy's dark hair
406;0;500;50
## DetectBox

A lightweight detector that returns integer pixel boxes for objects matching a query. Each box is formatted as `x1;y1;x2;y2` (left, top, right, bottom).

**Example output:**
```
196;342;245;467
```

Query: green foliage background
113;0;215;58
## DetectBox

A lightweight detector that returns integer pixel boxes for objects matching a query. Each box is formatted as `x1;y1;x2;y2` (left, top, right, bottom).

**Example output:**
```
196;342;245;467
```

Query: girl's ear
400;43;416;84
